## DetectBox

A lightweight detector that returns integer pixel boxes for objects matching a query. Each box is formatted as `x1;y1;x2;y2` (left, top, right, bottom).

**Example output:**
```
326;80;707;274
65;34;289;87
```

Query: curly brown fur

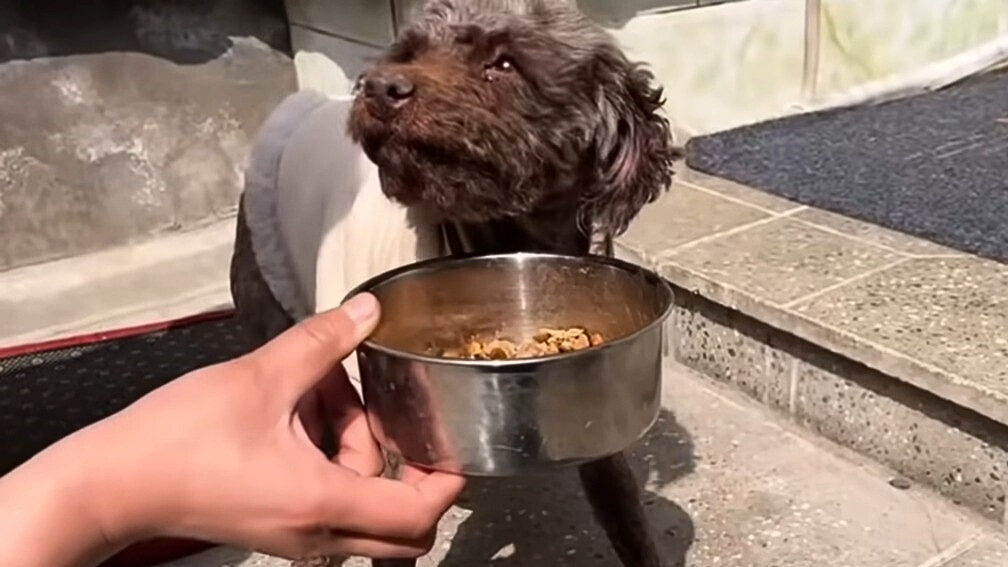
348;0;679;251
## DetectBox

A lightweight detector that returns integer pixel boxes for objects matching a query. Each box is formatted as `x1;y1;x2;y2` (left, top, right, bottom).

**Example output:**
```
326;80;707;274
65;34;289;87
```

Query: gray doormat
684;69;1008;263
0;314;249;475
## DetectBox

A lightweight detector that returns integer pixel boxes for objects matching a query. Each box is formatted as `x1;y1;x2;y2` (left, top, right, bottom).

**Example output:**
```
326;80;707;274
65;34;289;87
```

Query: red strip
0;309;237;359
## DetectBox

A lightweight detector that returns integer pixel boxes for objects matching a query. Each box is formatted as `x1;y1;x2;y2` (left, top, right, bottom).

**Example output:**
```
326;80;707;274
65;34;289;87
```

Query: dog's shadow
439;408;695;566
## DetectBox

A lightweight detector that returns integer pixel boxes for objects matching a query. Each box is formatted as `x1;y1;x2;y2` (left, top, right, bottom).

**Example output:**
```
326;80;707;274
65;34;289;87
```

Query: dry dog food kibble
437;327;605;360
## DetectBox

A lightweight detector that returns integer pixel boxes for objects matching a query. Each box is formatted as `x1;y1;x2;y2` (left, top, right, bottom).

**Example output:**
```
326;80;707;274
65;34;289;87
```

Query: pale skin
0;293;466;567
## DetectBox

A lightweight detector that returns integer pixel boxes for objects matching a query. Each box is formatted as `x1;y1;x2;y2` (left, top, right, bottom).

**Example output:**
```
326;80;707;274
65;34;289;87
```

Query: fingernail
343;293;380;325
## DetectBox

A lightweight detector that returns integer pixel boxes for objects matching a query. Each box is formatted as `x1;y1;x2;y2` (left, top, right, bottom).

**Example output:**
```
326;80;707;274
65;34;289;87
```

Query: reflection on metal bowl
344;253;674;476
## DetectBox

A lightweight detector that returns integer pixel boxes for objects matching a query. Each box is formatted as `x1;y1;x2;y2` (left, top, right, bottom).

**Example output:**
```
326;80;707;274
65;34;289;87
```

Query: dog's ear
581;45;680;238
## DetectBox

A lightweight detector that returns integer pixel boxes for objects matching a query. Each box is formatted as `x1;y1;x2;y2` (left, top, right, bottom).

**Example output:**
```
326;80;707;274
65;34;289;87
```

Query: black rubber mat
685;69;1008;263
0;316;250;476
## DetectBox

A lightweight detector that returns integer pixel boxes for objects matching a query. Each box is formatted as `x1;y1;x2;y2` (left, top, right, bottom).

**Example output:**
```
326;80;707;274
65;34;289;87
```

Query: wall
0;0;297;271
280;0;753;102
609;0;1008;140
283;0;1008;144
815;0;1008;95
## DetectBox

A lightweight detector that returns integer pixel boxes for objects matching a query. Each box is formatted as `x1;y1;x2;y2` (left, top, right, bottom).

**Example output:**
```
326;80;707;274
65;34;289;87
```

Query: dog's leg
579;452;662;567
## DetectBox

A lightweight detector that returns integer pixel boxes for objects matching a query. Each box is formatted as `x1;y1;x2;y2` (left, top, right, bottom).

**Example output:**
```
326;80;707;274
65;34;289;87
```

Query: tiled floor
619;167;1008;428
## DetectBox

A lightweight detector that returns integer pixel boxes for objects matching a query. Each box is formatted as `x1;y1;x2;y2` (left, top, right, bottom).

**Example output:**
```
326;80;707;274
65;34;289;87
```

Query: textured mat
0;314;250;476
685;69;1008;262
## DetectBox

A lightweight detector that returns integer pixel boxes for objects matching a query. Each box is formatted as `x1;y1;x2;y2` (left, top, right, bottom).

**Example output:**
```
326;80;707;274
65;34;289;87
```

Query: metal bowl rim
342;252;674;369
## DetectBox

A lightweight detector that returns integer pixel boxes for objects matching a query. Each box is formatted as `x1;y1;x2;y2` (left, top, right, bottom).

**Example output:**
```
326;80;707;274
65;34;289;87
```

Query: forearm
0;425;134;567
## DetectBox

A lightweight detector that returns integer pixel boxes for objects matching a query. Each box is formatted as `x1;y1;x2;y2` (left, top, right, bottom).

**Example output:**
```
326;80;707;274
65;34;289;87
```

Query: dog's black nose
363;71;415;109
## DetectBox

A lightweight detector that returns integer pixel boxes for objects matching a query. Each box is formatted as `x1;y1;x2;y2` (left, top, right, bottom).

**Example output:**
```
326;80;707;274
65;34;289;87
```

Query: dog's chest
264;96;443;315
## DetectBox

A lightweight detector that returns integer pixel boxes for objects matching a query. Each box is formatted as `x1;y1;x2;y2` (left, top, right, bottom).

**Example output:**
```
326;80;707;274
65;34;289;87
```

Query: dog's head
348;0;677;237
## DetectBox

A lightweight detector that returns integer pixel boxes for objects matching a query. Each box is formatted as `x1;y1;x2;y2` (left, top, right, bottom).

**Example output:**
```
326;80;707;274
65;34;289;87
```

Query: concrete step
0;219;235;350
159;361;1008;567
617;167;1008;525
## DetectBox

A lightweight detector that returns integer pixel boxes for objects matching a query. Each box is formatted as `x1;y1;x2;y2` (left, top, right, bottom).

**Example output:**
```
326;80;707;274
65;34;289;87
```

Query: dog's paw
383;449;405;479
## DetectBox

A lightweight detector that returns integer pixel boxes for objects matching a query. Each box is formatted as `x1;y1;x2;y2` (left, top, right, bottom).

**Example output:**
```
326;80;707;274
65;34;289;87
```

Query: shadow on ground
440;408;696;566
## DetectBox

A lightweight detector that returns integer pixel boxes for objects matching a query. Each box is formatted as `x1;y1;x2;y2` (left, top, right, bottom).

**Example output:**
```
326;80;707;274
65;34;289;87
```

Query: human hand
0;293;466;567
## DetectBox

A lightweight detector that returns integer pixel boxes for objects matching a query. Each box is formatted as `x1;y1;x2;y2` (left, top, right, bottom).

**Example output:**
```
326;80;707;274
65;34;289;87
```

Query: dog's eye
484;55;516;81
492;56;514;71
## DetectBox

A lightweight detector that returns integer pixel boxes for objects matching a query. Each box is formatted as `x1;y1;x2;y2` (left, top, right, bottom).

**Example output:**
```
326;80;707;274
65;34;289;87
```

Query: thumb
249;293;381;402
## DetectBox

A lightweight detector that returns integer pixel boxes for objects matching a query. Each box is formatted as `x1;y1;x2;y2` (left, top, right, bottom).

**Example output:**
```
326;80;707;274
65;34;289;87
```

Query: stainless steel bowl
344;253;674;476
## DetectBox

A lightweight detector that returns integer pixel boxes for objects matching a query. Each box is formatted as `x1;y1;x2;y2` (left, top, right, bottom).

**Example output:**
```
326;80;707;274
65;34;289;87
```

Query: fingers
296;389;325;448
318;469;466;540
250;293;380;403
310;529;436;560
398;463;435;486
315;369;383;477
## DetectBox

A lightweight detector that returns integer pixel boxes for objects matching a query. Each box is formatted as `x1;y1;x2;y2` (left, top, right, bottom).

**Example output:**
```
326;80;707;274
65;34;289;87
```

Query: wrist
3;416;168;566
67;416;166;548
0;426;129;566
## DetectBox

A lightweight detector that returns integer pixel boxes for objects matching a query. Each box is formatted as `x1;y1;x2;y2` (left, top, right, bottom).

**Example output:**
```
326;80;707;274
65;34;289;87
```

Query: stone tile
678;168;803;214
665;218;905;305
793;207;965;257
793;349;1008;522
945;535;1008;566
285;0;395;47
670;295;792;413
654;362;980;567
792;257;1008;406
666;271;1008;522
620;182;769;258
